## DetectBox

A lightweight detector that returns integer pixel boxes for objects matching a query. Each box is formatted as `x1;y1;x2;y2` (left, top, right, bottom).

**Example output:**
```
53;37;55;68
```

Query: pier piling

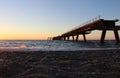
52;17;120;44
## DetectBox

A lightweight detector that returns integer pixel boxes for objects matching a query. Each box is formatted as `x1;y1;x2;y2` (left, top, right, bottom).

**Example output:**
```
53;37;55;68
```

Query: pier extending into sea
52;17;120;44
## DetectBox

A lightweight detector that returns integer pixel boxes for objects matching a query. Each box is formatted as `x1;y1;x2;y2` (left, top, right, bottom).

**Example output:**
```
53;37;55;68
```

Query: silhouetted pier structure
52;17;120;44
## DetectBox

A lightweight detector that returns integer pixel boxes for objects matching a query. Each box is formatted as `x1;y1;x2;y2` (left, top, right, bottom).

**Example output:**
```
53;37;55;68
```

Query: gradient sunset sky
0;0;120;40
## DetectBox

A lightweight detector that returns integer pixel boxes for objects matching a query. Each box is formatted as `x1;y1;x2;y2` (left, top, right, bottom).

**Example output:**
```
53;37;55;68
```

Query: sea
0;40;120;52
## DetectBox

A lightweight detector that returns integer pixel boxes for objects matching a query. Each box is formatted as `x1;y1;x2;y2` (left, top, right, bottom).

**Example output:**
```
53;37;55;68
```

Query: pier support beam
67;36;70;40
61;37;63;40
64;37;66;40
72;36;75;40
100;29;120;44
114;30;119;43
76;35;79;41
83;34;86;42
100;30;106;44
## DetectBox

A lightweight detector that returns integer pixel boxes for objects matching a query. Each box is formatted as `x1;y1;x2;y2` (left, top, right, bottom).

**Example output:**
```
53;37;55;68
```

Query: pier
52;17;120;44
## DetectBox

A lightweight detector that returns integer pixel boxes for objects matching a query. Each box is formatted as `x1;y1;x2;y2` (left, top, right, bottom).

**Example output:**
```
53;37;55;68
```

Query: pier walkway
52;17;120;44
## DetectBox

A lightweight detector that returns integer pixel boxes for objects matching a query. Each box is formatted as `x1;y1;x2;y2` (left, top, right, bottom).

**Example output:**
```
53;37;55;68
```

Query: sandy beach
0;49;120;78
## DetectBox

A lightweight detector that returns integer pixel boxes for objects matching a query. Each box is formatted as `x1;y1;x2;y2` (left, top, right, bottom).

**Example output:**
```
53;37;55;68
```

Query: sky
0;0;120;40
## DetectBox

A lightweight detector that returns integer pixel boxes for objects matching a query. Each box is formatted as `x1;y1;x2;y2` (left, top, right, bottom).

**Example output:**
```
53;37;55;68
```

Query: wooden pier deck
52;17;120;44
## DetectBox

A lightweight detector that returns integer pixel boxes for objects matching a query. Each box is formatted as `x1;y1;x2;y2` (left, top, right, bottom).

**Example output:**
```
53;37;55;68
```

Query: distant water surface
0;40;120;51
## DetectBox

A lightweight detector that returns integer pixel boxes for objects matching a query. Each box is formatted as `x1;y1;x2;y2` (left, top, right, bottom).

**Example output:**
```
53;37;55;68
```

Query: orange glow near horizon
0;31;119;40
0;34;48;40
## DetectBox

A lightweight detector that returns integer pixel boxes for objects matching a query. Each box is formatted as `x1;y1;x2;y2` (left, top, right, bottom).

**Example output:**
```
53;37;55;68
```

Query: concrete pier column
83;34;86;42
114;30;119;43
61;37;63;40
64;37;66;40
72;36;75;40
76;35;79;41
67;36;70;40
100;30;106;44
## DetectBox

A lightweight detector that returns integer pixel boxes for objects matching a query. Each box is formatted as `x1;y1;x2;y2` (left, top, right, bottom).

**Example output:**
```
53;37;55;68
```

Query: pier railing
63;16;101;35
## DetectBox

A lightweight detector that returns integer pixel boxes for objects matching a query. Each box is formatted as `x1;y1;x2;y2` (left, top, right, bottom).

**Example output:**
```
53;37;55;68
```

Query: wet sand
0;49;120;78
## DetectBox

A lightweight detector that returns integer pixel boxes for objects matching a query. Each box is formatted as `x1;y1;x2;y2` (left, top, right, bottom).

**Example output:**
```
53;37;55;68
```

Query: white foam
0;40;120;52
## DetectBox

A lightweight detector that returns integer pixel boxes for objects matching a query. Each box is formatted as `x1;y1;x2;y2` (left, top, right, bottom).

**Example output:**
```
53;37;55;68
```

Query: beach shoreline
0;49;120;78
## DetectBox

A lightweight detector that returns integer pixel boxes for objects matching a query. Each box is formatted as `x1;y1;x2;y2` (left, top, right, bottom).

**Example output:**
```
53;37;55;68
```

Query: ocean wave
0;47;120;52
0;40;120;52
